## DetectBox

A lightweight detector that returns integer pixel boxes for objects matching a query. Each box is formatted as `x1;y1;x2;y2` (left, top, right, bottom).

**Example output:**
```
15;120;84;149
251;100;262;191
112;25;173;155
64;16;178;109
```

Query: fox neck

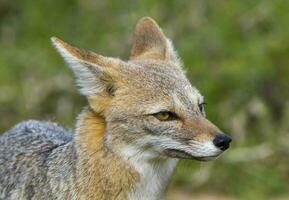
75;107;178;200
120;145;178;200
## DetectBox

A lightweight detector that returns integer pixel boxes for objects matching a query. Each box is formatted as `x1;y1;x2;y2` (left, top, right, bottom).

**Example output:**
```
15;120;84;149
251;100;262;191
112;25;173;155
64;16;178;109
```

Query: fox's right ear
51;37;122;113
51;37;120;97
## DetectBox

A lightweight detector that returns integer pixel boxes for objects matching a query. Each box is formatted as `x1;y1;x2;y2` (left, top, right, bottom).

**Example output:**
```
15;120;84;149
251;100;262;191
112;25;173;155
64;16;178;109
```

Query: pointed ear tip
50;36;70;58
51;36;63;47
136;17;159;28
50;37;71;55
51;36;57;43
138;16;155;23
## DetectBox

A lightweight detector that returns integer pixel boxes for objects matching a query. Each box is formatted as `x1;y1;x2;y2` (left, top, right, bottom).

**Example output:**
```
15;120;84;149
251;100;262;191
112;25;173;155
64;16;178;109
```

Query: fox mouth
164;148;218;161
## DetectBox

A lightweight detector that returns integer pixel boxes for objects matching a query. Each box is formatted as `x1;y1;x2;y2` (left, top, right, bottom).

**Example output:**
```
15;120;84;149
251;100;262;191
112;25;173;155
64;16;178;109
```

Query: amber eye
153;111;178;121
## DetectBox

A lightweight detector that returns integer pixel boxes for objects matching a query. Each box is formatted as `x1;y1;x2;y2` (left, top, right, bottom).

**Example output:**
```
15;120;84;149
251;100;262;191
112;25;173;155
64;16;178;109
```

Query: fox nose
213;134;232;151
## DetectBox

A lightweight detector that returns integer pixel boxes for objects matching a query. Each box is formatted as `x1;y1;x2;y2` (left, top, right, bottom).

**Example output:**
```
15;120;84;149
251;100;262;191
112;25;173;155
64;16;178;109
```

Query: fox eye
153;111;178;121
198;102;206;113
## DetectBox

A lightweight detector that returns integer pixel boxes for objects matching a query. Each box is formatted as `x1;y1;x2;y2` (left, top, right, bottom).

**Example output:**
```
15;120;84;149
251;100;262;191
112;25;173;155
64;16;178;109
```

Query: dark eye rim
152;110;179;121
198;102;207;112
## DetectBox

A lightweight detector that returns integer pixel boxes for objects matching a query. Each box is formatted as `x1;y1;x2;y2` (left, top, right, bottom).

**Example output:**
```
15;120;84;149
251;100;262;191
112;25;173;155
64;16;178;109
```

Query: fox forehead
114;60;203;114
172;86;204;111
123;60;188;89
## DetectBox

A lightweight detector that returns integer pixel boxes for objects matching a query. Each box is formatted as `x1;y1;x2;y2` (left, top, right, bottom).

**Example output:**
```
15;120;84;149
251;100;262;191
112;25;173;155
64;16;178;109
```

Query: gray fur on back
0;120;76;200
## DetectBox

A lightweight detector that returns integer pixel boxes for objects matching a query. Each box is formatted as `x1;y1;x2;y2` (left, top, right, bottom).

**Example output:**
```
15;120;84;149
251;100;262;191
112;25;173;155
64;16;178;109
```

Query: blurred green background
0;0;288;199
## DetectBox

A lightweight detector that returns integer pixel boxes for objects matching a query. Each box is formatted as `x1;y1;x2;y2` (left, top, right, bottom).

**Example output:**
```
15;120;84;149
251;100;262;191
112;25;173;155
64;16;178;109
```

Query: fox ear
51;37;120;98
130;17;179;63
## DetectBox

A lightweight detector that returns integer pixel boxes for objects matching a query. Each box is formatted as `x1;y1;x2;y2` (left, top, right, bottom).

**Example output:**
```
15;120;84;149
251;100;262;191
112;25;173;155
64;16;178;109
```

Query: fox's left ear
51;37;121;113
131;17;180;64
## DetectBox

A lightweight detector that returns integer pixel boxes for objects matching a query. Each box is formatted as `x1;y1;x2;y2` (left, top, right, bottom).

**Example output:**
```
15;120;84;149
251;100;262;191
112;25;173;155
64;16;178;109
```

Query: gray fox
0;17;231;200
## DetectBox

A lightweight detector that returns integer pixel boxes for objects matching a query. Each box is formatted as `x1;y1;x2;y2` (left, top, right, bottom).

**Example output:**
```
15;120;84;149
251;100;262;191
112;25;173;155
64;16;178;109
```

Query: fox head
52;17;231;161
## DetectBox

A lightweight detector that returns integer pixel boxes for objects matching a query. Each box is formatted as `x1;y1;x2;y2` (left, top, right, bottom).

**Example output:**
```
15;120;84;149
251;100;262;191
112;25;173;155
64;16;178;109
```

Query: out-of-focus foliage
0;0;288;199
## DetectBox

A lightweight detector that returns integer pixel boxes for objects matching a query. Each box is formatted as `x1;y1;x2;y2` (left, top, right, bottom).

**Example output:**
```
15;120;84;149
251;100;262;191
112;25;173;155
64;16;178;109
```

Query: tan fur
88;96;113;116
0;17;231;200
186;117;221;142
52;37;117;66
131;17;177;62
74;108;139;199
131;17;166;60
76;108;105;151
49;17;230;199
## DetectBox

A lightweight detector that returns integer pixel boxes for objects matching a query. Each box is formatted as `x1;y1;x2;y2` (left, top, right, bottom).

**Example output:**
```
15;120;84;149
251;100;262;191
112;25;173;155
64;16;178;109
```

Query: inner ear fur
51;37;121;113
130;17;179;63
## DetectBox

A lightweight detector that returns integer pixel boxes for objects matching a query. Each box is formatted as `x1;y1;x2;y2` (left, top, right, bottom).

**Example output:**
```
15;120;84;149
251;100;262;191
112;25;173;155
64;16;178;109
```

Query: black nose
213;134;232;151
